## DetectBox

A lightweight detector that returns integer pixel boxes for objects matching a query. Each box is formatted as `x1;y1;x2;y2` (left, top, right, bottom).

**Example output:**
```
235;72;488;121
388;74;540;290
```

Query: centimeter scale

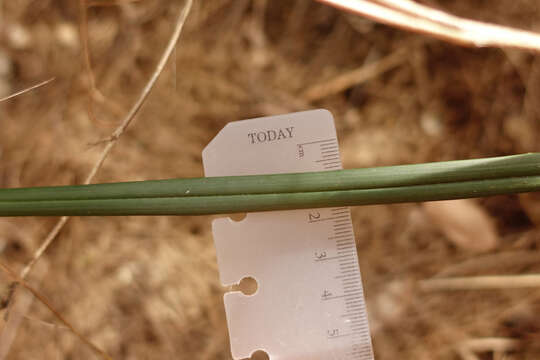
203;110;373;360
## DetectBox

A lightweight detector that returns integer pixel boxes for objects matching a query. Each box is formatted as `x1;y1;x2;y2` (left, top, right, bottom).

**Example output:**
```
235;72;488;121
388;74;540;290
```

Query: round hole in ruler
250;350;269;360
238;276;258;296
229;213;247;222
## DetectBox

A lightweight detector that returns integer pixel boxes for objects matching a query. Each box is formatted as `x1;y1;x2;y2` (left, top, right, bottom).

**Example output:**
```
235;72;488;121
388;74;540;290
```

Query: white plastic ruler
202;110;373;360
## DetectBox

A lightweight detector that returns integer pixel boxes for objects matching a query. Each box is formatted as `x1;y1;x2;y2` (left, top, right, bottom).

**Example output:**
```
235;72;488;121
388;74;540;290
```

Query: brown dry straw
19;0;193;281
0;0;193;357
0;262;112;359
317;0;540;51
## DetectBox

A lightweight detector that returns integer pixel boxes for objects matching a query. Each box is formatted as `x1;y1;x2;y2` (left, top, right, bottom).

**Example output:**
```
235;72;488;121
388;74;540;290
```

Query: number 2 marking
308;211;321;221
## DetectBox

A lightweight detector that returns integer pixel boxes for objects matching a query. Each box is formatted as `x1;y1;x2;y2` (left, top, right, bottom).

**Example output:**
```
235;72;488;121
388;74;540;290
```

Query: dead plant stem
0;262;112;359
19;0;193;280
0;78;55;103
317;0;540;52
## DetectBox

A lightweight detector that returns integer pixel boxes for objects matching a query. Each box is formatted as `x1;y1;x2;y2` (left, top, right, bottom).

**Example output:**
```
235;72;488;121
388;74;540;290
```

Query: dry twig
79;0;127;123
19;0;193;280
302;49;407;101
0;261;48;360
0;1;192;355
0;262;112;359
434;251;540;278
0;78;55;103
0;1;192;356
87;0;141;7
316;0;540;52
456;337;520;360
420;274;540;291
79;0;100;125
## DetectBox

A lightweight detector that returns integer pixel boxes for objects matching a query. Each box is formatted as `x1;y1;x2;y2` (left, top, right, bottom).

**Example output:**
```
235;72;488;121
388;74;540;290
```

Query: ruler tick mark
336;239;355;244
336;236;354;244
343;279;362;285
336;273;361;279
316;157;340;162
298;139;336;146
330;236;353;241
309;216;348;223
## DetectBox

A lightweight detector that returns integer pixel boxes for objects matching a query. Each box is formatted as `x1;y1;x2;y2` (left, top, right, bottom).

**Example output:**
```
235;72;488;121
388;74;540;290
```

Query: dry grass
318;0;540;51
0;1;539;359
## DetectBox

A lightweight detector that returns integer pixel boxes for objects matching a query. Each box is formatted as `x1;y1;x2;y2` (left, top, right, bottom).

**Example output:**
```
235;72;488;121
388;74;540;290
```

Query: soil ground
0;1;539;359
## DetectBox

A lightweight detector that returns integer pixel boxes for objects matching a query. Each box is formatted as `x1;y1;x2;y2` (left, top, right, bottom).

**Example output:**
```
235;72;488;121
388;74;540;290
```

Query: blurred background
1;0;540;359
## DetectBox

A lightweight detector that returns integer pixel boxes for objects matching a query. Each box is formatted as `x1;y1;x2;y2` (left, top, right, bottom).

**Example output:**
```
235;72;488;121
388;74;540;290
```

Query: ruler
203;110;373;360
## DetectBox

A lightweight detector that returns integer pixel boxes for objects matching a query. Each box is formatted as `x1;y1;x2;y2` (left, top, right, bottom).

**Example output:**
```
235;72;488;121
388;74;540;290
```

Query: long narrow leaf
0;153;539;202
0;175;538;216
